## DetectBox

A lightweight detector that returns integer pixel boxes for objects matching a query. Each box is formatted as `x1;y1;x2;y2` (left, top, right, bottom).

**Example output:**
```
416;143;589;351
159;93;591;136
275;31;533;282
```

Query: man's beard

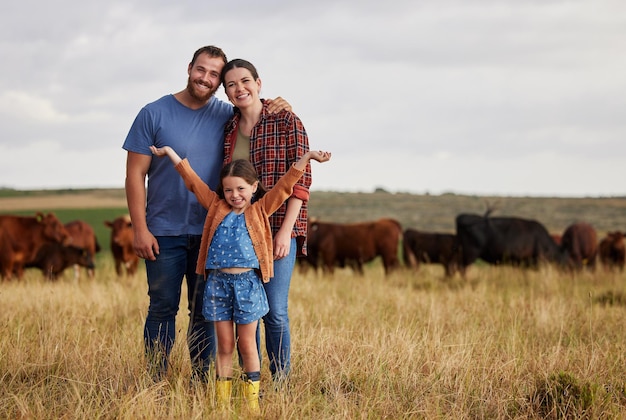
186;77;216;102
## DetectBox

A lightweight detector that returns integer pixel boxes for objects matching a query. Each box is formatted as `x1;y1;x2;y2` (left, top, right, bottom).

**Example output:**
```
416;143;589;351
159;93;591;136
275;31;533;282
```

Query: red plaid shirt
223;100;311;256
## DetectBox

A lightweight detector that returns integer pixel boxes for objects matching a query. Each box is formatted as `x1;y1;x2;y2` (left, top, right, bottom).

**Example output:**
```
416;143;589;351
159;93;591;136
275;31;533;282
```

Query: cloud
0;0;625;196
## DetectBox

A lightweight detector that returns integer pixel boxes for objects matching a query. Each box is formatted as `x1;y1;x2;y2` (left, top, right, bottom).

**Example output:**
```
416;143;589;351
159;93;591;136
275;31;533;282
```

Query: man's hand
133;229;160;261
266;97;292;113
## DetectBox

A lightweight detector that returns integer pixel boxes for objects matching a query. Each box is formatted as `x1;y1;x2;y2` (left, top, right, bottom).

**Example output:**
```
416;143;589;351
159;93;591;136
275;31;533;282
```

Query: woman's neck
238;100;263;136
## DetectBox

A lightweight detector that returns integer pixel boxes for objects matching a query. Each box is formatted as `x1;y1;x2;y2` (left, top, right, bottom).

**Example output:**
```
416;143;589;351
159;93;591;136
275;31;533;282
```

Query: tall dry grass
1;258;626;419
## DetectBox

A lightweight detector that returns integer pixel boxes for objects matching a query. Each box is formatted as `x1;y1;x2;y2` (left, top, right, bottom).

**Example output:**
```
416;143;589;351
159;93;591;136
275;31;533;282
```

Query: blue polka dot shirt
206;211;260;269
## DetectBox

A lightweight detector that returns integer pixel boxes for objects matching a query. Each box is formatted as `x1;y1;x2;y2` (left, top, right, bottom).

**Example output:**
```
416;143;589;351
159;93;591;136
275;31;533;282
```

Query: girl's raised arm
293;150;331;171
150;145;182;166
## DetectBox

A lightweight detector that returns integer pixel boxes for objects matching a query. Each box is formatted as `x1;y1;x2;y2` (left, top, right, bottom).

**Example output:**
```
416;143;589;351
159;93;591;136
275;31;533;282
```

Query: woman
221;58;312;383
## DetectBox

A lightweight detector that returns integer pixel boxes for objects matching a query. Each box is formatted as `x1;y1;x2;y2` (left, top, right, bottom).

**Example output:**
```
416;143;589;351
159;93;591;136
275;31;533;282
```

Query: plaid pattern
224;100;311;256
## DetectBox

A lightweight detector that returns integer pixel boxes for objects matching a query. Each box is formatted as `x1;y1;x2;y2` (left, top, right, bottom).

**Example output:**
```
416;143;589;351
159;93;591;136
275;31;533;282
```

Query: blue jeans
144;235;216;379
262;237;296;380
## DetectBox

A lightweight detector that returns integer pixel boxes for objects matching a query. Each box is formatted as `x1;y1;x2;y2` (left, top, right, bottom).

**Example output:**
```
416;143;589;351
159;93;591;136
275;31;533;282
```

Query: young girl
150;144;330;413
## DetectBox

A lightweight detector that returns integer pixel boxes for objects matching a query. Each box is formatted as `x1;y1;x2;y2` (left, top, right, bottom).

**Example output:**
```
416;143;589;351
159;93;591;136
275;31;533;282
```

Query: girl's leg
237;320;260;373
237;320;261;414
215;320;235;378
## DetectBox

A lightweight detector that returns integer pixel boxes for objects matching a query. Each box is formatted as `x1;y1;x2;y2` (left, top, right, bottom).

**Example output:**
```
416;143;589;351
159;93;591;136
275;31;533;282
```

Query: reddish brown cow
560;222;598;272
104;215;139;276
0;213;71;280
402;229;463;277
550;233;562;246
24;243;95;280
65;220;101;279
305;218;402;275
598;231;625;272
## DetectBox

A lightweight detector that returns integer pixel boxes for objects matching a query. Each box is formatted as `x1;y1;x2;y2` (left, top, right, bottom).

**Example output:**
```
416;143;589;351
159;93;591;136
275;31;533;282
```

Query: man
123;45;289;381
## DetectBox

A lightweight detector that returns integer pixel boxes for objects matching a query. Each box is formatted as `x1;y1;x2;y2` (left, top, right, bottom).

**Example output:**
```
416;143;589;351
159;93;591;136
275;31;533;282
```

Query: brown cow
0;213;71;280
104;215;139;276
550;233;562;246
402;229;463;277
24;243;95;280
65;220;101;279
306;218;402;275
598;231;625;272
560;222;598;272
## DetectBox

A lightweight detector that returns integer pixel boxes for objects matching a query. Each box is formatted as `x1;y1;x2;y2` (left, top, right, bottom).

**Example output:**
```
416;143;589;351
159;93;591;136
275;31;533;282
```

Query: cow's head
38;212;71;245
105;215;134;248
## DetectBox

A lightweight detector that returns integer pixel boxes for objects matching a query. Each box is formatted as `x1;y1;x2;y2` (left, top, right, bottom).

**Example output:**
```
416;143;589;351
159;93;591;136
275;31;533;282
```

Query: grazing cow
65;220;101;279
598;231;625;272
24;243;95;280
0;213;71;280
402;229;463;277
455;213;569;270
550;233;562;246
560;222;597;272
305;218;402;275
104;215;139;276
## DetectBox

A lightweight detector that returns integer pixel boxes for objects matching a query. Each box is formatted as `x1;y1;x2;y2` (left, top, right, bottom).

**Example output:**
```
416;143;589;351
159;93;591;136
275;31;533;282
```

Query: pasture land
1;189;626;418
1;188;625;246
1;258;626;418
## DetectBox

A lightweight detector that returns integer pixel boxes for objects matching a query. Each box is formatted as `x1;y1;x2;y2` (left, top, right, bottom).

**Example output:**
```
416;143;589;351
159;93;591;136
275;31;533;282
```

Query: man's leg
144;236;186;380
186;235;216;380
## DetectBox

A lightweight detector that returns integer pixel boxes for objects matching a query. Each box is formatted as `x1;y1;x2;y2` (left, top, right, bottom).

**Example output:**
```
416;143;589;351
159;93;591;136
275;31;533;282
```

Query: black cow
455;213;569;270
402;229;463;277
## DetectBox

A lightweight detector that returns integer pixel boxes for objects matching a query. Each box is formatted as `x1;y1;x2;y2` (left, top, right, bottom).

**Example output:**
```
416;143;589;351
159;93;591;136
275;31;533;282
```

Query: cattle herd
0;213;138;281
0;211;624;281
301;213;625;278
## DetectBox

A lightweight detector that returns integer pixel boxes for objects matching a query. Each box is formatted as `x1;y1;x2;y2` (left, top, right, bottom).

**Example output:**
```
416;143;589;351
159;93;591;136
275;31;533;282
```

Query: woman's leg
263;237;296;380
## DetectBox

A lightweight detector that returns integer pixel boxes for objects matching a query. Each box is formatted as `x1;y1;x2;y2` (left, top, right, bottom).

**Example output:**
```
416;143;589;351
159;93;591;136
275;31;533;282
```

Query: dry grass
2;258;626;419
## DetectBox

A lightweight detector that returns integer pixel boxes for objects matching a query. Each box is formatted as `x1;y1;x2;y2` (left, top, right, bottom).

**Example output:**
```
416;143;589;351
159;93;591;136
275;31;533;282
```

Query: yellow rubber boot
215;378;232;411
242;379;260;415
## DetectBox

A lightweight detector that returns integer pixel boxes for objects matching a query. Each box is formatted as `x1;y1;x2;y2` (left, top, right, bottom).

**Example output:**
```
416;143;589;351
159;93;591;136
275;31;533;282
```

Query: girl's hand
150;145;169;157
149;145;182;165
309;150;331;163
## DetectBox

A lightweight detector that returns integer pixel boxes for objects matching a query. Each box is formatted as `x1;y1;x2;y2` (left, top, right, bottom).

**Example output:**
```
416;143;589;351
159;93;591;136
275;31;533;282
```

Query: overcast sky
1;0;625;197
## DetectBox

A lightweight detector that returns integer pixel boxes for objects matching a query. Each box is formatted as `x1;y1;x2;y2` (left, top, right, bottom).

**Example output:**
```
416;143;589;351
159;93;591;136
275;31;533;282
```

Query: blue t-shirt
206;212;260;269
123;94;233;236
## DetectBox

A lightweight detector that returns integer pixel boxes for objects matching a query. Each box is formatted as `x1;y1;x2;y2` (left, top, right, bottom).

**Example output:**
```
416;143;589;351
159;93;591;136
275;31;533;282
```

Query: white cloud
0;91;70;123
0;0;625;196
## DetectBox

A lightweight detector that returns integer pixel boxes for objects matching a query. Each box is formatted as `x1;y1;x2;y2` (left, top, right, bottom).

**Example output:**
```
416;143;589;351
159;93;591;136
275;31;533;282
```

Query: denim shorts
203;270;269;325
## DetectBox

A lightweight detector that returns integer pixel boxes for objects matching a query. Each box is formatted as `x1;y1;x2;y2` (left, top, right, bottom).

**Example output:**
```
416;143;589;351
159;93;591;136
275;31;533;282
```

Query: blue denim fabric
262;237;296;379
143;235;216;379
203;270;269;324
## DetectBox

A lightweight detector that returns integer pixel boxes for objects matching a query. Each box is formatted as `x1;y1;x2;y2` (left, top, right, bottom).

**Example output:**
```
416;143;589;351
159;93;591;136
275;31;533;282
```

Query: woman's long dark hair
221;58;259;85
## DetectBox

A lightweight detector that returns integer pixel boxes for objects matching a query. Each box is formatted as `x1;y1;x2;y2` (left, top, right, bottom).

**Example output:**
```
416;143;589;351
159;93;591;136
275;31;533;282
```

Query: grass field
1;190;625;418
1;258;626;418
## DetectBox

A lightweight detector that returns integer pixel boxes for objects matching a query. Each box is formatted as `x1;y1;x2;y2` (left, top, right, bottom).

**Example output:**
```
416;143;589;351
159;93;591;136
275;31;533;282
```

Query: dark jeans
143;235;216;379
